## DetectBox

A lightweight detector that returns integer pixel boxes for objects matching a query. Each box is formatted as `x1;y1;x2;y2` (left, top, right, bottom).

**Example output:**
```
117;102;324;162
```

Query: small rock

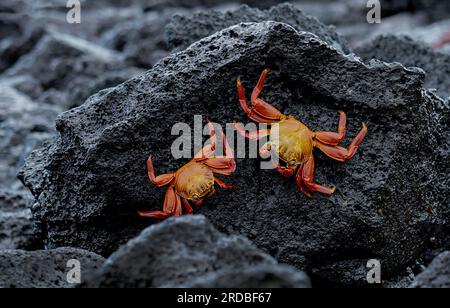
411;251;450;288
0;190;40;250
0;247;105;288
83;215;310;288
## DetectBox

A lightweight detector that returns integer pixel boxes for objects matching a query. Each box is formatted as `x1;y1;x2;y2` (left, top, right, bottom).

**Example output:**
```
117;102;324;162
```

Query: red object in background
433;31;450;48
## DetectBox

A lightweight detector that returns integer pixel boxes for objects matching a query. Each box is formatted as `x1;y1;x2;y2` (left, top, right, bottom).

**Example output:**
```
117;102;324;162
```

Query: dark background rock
0;247;105;288
19;21;447;287
0;190;41;251
166;3;351;54
83;215;311;288
411;251;450;288
355;35;450;99
2;32;143;109
99;11;174;69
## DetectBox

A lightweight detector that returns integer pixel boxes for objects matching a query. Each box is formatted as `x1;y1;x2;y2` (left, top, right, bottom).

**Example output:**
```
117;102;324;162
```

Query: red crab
139;123;236;219
234;69;368;198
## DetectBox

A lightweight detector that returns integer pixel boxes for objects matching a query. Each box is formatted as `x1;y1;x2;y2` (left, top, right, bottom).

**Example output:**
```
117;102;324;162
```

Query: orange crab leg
295;165;312;198
147;155;175;187
195;199;204;207
237;70;283;123
259;142;272;159
314;111;347;146
275;164;296;178
234;122;271;141
182;198;193;215
139;184;181;219
302;156;336;195
315;123;368;162
214;177;236;189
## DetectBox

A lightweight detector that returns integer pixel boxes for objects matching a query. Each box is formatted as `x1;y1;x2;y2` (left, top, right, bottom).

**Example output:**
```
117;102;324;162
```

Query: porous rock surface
83;215;311;288
411;251;450;288
0;247;105;288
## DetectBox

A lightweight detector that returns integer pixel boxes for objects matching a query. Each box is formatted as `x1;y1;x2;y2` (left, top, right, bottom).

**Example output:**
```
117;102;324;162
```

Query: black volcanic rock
411;251;450;288
19;21;447;286
83;215;310;288
0;248;105;288
166;3;351;54
355;34;450;99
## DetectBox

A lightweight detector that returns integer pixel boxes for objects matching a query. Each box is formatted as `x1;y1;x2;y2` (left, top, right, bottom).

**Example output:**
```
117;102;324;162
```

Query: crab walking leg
195;199;205;207
214;177;236;189
259;142;272;159
205;158;236;175
237;76;282;123
251;68;270;102
315;123;368;162
295;165;312;198
234;122;271;141
275;164;296;178
314;111;347;146
139;185;178;219
146;156;175;187
302;156;336;195
182;198;193;215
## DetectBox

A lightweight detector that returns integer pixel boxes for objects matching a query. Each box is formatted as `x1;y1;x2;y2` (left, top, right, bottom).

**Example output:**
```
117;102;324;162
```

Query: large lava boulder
166;3;351;54
0;247;105;288
20;21;447;286
83;215;310;288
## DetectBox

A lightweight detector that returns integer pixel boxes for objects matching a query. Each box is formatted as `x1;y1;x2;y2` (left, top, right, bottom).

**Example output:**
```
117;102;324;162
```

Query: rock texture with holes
0;247;105;288
411;251;450;288
82;215;311;288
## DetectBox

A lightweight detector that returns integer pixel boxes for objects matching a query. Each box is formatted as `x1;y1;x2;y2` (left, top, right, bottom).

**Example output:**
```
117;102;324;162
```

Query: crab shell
269;116;314;166
174;161;215;201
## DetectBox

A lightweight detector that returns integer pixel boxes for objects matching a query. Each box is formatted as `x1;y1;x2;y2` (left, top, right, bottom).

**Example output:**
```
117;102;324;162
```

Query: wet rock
355;34;450;99
20;21;446;286
83;215;310;288
0;248;105;288
411;251;450;288
166;3;351;54
3;32;142;109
